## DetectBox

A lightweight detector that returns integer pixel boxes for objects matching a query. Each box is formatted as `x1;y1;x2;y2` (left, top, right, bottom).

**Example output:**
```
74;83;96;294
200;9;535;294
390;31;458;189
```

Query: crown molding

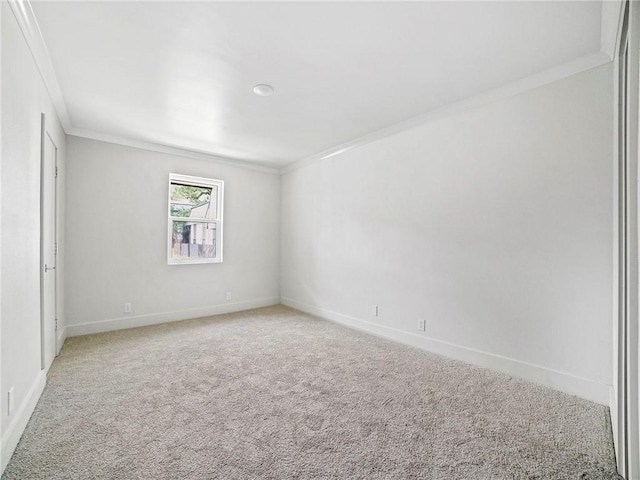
67;128;280;175
280;51;612;175
10;0;618;177
8;0;279;175
7;0;71;130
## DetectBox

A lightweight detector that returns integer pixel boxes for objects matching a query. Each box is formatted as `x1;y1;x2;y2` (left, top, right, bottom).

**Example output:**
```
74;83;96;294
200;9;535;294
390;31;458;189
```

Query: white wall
281;63;614;404
64;136;280;334
1;1;66;469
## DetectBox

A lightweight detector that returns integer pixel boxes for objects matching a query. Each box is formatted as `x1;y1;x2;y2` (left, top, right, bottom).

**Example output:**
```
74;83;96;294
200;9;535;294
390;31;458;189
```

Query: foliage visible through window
168;174;223;264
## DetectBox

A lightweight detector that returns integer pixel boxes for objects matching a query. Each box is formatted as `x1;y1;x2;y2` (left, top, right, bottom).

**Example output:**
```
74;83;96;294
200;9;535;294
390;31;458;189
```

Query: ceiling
28;1;610;169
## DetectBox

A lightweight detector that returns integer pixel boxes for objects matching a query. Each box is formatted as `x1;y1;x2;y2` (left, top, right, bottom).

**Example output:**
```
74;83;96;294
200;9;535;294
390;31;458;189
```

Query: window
168;174;224;264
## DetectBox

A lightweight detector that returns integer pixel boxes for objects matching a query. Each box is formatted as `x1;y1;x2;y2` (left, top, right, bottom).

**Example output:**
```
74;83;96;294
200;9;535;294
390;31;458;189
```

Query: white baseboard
282;297;611;406
66;298;281;337
1;370;47;474
56;326;66;355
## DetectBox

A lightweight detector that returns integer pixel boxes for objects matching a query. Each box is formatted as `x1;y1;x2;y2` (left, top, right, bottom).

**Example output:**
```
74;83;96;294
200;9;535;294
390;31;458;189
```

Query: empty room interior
2;0;640;478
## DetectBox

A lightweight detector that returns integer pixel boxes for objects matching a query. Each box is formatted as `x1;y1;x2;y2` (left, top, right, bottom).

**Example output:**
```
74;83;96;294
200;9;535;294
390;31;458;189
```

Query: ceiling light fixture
253;84;274;97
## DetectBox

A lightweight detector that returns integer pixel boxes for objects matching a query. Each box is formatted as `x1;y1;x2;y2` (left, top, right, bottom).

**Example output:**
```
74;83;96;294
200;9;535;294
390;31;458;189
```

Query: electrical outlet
124;302;132;314
371;305;378;317
226;291;232;301
8;387;14;416
418;319;426;332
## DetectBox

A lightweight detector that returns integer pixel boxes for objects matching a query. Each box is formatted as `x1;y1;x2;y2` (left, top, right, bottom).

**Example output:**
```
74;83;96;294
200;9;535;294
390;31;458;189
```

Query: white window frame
167;173;224;265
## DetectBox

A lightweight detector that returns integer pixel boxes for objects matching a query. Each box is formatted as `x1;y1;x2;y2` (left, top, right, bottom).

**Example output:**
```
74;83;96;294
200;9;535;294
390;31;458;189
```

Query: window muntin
168;174;223;264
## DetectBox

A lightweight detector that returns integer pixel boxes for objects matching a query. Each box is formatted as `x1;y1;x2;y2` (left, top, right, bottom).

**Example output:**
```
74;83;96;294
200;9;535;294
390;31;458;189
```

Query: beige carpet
3;306;620;479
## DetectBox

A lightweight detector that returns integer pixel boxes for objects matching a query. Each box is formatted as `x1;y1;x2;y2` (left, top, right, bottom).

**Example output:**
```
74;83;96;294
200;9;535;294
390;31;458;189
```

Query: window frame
167;173;224;265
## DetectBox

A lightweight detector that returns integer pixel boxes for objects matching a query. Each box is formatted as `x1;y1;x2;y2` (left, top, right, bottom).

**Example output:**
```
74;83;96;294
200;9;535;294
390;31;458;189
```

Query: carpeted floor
3;305;620;479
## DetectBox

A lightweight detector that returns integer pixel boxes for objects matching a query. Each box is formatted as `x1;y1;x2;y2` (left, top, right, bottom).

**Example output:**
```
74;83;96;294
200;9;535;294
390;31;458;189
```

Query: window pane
169;183;217;220
170;220;217;261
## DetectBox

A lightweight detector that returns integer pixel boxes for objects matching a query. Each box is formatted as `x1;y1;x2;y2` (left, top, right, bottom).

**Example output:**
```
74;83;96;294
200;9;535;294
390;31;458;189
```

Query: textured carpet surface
3;306;619;479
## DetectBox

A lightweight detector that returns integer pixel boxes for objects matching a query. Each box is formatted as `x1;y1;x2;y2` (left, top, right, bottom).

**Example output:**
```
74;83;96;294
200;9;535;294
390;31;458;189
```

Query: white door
41;114;57;372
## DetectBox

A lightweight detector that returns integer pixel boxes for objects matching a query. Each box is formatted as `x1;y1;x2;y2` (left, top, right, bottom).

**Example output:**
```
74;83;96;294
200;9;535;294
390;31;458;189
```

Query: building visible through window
168;174;224;264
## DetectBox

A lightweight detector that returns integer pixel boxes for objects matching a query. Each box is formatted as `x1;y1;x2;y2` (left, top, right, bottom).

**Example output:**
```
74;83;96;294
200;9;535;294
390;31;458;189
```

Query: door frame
39;113;58;371
614;0;640;477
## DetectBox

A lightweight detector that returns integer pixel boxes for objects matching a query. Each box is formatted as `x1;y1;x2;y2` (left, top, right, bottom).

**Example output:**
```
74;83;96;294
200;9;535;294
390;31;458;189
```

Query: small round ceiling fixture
253;84;274;97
